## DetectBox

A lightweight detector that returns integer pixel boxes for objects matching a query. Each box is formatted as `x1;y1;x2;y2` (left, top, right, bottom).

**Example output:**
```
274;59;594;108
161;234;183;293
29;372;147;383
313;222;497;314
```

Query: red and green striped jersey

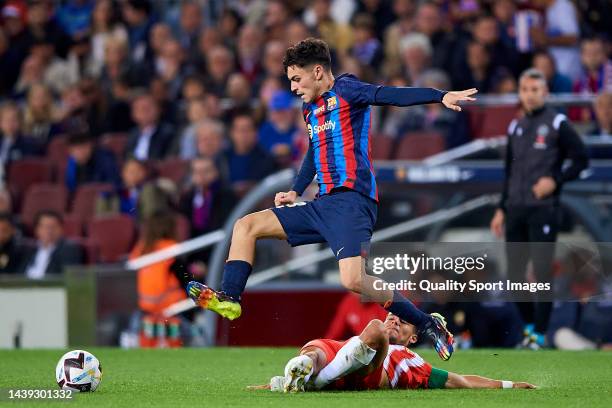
292;73;446;202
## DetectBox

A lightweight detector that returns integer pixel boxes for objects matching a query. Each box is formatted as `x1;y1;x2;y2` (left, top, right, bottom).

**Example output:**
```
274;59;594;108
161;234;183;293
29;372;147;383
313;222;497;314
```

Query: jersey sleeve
292;142;316;195
335;75;446;107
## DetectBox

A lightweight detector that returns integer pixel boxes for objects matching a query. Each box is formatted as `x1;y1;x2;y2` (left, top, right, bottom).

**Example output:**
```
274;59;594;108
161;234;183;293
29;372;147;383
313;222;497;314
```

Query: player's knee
360;319;386;348
233;215;257;238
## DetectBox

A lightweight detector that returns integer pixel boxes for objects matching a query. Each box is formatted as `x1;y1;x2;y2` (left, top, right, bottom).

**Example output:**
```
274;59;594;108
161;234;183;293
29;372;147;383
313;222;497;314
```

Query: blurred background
0;0;611;351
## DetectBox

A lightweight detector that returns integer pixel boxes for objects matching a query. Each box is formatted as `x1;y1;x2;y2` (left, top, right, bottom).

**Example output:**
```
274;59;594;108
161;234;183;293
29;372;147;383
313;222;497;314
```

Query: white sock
313;336;376;389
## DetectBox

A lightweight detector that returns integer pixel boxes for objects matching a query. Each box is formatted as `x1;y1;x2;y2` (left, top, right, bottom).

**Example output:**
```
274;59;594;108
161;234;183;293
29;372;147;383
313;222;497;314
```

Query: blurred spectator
176;98;208;158
574;37;612;95
226;110;276;194
145;21;172;65
218;9;242;49
96;157;146;217
0;102;40;175
192;26;222;73
22;83;61;148
382;70;469;148
531;0;581;80
399;33;432;85
1;1;31;79
355;0;395;41
24;210;84;278
55;0;94;41
0;29;19;95
589;92;612;137
471;14;518;76
126;92;175;160
204;45;235;97
414;1;454;70
89;0;128;77
65;132;120;193
350;14;383;70
174;1;202;55
325;293;388;340
285;19;310;47
0;212;28;273
236;24;264;85
99;35;149;91
307;0;353;55
129;211;186;315
26;0;70;56
258;91;298;165
179;157;235;239
13;54;45;97
383;0;416;70
265;0;291;42
262;40;289;86
452;41;494;93
155;38;189;100
532;51;573;94
226;73;253;113
26;37;79;95
56;84;90;135
121;0;155;63
0;188;12;212
549;301;612;350
101;74;135;133
491;67;517;95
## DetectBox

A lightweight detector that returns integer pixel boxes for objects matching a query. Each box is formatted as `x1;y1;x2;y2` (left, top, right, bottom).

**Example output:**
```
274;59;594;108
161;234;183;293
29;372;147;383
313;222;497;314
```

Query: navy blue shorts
271;189;378;260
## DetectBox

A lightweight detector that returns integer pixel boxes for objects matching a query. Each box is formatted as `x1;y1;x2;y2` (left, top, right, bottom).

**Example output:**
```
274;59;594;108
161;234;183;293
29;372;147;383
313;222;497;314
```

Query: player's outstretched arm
445;372;536;389
441;89;478;112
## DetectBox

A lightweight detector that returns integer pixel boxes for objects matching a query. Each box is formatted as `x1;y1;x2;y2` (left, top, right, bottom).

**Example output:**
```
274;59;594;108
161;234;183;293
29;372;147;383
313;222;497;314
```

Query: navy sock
385;290;429;328
221;260;252;301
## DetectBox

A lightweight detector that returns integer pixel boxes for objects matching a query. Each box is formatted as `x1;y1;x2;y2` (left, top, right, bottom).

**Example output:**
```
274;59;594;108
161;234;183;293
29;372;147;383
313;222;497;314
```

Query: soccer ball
55;350;102;392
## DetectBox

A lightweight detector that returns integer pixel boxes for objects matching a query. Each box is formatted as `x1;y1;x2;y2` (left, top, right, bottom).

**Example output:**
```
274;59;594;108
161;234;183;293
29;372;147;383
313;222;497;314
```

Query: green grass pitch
1;348;611;407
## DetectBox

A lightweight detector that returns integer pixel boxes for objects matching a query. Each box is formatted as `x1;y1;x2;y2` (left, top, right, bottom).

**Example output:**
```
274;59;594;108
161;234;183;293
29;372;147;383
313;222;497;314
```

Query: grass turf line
0;348;610;408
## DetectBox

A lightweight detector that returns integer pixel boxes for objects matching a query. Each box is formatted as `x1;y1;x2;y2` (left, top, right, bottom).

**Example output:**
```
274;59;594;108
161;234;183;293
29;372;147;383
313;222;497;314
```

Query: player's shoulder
333;73;364;92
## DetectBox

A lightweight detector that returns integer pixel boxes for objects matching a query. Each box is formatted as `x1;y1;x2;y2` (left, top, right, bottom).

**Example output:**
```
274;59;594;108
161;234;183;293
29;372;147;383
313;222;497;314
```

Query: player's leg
338;255;454;361
310;319;385;390
187;209;287;319
444;371;536;389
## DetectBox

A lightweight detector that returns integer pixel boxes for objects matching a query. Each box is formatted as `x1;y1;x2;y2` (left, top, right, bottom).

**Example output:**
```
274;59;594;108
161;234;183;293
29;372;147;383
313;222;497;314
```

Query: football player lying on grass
249;313;536;392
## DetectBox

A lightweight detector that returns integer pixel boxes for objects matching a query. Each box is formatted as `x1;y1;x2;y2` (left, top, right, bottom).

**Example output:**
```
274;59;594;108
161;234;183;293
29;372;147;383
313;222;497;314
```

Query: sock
385;290;429;328
220;260;252;301
312;336;376;390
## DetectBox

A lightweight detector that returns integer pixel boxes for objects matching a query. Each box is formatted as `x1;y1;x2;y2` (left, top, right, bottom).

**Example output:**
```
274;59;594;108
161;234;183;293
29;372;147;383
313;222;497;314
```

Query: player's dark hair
33;210;63;228
283;38;331;74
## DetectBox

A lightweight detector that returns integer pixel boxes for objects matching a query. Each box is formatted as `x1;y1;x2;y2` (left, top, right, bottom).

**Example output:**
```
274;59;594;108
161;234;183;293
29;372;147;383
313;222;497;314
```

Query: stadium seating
394;131;445;160
70;183;115;221
62;213;84;239
20;183;68;229
466;106;520;139
87;214;136;263
7;159;54;203
155;159;190;185
370;134;395;160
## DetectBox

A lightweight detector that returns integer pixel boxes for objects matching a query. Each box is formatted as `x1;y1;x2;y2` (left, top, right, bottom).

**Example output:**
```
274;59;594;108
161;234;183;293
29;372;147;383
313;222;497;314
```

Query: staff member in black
490;68;589;349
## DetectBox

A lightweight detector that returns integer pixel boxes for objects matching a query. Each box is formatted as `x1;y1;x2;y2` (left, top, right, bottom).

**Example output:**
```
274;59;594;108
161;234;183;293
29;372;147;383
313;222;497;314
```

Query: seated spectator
56;84;90;135
22;83;61;149
101;74;135;133
451;40;494;93
65;132;120;193
176;98;209;160
258;91;298;166
97;158;175;220
571;37;612;121
590;92;612;137
225;110;277;195
0;102;40;176
325;293;388;340
129;211;186;316
125;92;176;160
350;14;383;70
399;33;432;85
23;210;84;279
491;67;517;95
179;157;236;239
532;51;573;94
204;45;235;97
193;119;229;182
0;212;28;274
226;73;253;113
382;70;469;149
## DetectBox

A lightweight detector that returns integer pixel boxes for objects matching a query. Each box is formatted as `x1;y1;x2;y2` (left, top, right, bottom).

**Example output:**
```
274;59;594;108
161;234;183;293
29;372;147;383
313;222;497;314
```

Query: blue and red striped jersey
292;73;445;202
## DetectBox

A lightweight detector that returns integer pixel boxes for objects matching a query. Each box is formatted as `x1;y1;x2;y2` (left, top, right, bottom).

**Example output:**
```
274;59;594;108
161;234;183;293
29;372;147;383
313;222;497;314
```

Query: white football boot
283;355;314;393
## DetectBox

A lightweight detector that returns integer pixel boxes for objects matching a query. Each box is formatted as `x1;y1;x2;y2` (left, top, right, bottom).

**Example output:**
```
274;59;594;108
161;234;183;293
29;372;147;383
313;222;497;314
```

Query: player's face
287;65;322;103
519;76;548;113
384;313;418;346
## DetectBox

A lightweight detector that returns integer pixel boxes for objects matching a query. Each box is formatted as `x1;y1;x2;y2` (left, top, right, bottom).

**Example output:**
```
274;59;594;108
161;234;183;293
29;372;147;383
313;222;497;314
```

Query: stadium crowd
0;0;610;348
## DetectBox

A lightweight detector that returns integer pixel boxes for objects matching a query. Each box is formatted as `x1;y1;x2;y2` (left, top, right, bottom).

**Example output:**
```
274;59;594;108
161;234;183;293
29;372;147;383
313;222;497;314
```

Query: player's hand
490;209;505;238
274;190;298;207
513;382;537;389
532;176;556;199
442;88;478;112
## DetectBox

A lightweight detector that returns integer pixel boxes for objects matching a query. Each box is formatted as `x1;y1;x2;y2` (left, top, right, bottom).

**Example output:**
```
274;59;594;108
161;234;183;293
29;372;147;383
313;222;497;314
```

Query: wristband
502;380;513;389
